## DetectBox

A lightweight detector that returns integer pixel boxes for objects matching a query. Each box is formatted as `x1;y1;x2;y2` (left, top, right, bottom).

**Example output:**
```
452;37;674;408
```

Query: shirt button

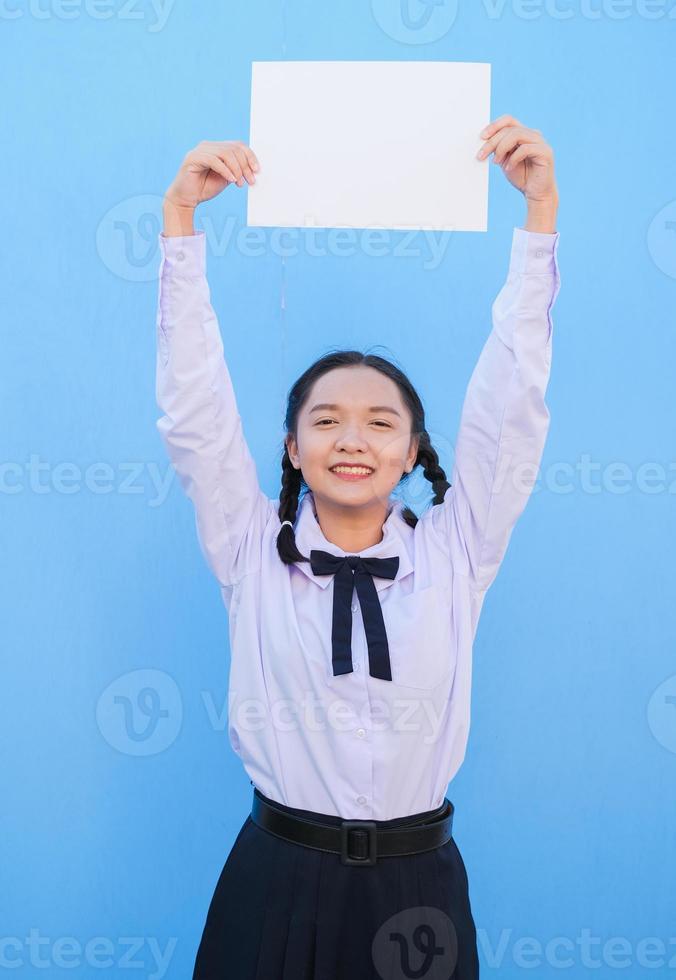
354;663;361;672
535;248;545;258
357;795;367;805
356;728;366;738
176;250;185;261
351;603;358;613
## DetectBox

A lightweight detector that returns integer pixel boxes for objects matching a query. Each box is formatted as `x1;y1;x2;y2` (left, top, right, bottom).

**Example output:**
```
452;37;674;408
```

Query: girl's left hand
477;115;558;205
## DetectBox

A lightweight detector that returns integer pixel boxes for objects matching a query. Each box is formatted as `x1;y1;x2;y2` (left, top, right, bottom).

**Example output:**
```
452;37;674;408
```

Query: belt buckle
340;820;377;866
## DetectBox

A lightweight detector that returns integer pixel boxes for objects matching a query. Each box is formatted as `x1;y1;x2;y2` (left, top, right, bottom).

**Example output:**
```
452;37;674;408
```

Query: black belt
251;791;454;867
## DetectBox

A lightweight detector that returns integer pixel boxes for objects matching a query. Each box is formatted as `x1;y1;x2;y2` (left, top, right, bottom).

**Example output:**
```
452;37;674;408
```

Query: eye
314;419;391;428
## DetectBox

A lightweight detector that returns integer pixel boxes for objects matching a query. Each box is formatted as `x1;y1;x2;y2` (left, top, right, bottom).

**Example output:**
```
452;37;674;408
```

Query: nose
334;424;369;453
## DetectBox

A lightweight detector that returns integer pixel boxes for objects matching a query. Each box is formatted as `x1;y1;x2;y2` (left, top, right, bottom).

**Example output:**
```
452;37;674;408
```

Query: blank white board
247;60;491;233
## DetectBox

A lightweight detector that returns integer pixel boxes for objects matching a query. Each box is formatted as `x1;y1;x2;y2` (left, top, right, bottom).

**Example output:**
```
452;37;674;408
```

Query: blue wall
2;1;674;976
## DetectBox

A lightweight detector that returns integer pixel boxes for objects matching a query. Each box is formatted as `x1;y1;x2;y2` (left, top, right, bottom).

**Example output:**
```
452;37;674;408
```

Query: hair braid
276;445;308;564
400;430;451;528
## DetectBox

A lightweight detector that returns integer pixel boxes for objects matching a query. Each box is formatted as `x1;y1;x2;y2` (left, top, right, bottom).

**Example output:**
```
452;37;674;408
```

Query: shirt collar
290;490;413;592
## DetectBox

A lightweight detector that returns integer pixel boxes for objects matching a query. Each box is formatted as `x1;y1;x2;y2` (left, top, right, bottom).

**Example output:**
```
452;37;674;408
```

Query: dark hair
276;349;451;564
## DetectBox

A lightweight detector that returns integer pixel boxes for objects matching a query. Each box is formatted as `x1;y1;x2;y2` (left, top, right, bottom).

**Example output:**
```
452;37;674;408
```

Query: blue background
2;1;675;976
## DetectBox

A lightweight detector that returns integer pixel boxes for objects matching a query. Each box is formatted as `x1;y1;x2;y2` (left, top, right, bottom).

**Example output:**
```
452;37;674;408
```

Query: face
286;365;420;511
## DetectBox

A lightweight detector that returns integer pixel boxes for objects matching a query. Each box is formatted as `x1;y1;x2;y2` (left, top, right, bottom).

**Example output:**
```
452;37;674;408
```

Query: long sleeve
155;231;271;587
431;227;561;599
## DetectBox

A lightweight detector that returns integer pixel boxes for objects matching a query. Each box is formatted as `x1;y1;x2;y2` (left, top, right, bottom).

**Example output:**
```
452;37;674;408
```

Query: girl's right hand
164;140;260;211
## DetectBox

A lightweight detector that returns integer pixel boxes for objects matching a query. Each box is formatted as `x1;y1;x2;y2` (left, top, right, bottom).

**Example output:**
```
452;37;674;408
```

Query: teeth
332;466;373;475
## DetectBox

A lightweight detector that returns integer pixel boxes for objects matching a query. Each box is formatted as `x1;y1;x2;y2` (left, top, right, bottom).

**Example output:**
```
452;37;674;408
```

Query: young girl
156;115;560;980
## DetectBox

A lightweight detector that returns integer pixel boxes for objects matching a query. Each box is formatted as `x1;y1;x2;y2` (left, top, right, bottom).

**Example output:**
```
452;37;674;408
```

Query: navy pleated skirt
192;789;480;980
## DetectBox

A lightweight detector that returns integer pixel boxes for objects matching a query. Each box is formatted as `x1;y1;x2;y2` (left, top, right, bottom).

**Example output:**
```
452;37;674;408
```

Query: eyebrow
308;403;403;418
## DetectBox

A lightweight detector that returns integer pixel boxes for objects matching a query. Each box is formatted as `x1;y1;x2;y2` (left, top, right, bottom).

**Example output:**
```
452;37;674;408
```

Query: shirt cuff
508;226;560;277
158;229;206;277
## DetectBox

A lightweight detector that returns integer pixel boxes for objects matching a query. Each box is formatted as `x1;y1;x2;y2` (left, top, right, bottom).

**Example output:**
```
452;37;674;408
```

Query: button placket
351;598;363;674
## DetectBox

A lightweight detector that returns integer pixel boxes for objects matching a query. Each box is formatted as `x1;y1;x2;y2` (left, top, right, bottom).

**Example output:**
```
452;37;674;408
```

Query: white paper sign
247;60;491;233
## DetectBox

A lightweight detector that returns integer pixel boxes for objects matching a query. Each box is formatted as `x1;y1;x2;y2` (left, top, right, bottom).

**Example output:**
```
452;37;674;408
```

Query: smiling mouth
329;465;375;479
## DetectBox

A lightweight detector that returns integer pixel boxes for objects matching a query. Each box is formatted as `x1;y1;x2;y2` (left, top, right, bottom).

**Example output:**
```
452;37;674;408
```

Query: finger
479;114;524;140
504;142;552;171
477;126;536;162
198;152;239;184
209;140;260;174
197;140;242;184
233;140;261;172
477;125;519;160
492;129;541;165
245;146;260;172
230;145;256;185
219;149;245;184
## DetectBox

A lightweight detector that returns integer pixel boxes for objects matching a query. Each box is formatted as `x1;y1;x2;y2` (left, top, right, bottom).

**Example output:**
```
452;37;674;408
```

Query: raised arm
155;141;271;587
431;117;561;606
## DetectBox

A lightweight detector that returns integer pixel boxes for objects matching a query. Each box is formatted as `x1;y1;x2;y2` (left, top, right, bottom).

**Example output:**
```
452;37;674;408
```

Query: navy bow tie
309;549;400;681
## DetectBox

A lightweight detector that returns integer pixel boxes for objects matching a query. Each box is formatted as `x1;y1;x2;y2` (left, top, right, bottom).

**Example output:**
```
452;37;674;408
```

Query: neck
311;493;391;553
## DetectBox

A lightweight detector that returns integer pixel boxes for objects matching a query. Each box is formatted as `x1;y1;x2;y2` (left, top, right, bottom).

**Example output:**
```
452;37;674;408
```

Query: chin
334;485;392;508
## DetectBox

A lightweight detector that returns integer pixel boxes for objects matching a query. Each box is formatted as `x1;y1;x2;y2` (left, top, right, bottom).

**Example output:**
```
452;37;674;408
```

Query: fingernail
480;128;489;138
476;149;484;160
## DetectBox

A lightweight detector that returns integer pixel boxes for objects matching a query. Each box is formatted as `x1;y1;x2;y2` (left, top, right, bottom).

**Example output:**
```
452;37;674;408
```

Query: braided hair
276;349;451;565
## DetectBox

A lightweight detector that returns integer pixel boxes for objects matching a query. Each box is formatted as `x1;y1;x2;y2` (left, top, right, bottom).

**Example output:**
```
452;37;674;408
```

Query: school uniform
155;226;561;979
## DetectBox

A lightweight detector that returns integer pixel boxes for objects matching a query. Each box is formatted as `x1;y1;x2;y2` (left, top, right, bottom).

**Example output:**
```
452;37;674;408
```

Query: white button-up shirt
155;227;561;819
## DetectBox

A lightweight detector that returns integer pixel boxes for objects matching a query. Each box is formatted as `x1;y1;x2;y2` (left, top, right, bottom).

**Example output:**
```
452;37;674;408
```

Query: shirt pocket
382;584;454;691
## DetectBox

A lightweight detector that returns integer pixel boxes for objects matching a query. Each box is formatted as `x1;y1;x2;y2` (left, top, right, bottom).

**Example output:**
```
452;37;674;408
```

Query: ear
286;434;301;469
404;432;420;474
